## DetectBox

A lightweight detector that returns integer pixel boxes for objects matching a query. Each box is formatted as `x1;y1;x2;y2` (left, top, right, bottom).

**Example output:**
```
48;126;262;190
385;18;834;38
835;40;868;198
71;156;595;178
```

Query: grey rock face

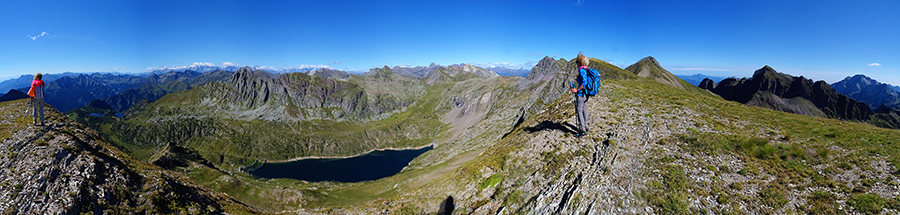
199;66;420;122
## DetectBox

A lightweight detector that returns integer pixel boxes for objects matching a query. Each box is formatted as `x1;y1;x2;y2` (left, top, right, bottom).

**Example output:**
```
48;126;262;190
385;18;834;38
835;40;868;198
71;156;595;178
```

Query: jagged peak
229;66;257;83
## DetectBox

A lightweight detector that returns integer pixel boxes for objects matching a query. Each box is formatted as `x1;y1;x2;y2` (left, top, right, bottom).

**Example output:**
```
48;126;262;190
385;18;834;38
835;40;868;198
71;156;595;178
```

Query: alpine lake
248;146;434;182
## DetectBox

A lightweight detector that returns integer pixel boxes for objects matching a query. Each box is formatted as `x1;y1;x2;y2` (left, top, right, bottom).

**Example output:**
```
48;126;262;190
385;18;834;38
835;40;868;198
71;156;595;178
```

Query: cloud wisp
669;67;736;72
869;63;882;67
470;61;538;70
28;32;50;41
574;0;584;6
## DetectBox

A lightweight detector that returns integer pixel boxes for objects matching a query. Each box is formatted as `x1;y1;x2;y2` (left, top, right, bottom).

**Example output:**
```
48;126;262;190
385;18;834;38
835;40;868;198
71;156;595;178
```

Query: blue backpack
582;68;602;96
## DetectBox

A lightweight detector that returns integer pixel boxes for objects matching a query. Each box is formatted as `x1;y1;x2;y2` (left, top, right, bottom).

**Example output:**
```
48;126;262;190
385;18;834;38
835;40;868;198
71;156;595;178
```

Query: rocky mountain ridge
700;66;900;129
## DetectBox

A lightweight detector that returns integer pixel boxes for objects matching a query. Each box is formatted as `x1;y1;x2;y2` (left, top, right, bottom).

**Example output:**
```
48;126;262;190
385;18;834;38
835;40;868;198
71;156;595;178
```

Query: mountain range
676;73;728;86
488;66;531;77
831;74;900;109
0;72;81;93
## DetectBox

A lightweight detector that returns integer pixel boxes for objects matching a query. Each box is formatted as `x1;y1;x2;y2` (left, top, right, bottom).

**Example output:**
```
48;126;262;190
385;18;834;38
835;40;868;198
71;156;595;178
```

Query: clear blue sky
2;0;898;85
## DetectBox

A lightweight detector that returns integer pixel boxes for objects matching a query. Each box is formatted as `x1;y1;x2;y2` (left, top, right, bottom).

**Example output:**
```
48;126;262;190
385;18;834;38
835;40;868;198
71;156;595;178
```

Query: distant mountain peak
832;74;900;109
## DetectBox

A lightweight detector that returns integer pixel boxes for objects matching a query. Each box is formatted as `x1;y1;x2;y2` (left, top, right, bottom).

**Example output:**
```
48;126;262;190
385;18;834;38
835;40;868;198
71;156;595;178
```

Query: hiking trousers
575;95;590;133
33;98;45;124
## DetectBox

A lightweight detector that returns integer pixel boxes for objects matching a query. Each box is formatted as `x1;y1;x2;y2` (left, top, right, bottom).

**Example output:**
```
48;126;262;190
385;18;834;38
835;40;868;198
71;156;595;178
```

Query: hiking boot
575;132;586;137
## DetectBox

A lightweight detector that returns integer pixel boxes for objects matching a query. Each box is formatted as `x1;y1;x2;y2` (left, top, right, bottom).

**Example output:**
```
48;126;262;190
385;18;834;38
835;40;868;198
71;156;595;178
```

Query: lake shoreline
264;142;436;163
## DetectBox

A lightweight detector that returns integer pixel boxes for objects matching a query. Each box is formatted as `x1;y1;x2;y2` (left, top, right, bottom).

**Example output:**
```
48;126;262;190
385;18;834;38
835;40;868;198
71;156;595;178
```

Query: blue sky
1;0;898;85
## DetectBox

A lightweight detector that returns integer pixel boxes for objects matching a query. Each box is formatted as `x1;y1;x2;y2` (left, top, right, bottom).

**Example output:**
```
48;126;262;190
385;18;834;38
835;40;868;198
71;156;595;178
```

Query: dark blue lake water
249;146;433;182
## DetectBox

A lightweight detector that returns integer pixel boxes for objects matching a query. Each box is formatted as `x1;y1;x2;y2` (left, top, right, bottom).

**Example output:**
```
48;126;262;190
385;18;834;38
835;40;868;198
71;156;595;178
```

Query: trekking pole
570;81;577;101
24;99;32;124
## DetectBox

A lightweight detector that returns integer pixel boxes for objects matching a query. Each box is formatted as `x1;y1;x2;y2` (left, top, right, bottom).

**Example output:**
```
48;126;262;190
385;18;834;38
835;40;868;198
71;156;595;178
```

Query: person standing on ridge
570;53;591;137
27;73;46;126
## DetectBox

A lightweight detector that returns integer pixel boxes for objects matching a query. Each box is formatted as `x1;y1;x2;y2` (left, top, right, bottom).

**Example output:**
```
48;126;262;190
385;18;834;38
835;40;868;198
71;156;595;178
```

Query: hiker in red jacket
27;73;46;126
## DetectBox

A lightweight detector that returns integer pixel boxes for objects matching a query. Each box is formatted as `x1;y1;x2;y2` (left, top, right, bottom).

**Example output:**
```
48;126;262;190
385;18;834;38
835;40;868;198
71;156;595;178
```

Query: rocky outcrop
526;56;561;81
831;74;900;109
703;66;886;125
0;99;253;214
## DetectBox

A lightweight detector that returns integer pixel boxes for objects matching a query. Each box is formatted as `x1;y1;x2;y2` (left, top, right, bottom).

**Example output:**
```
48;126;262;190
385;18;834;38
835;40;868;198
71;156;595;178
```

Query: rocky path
459;83;710;214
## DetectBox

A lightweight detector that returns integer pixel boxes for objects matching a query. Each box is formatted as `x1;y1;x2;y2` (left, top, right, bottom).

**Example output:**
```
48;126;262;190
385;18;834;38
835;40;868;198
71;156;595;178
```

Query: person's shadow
437;195;454;215
524;120;579;135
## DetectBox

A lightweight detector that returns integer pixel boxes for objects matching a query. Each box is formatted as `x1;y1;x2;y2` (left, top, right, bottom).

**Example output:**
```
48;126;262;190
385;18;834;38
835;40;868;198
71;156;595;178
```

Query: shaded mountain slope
832;74;900;109
0;89;28;103
0;99;255;214
43;75;120;112
103;70;231;112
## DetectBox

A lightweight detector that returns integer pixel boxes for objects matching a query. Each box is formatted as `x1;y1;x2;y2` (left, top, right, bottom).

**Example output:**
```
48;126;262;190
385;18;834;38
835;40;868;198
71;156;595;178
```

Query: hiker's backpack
582;68;602;96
